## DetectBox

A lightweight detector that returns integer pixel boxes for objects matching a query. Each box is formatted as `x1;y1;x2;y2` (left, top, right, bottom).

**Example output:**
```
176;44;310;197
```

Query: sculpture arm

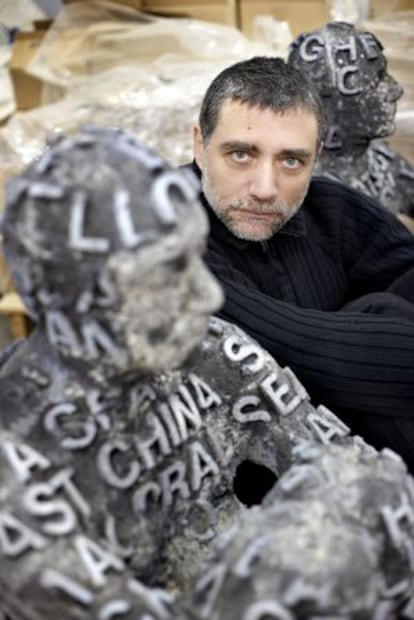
0;436;174;620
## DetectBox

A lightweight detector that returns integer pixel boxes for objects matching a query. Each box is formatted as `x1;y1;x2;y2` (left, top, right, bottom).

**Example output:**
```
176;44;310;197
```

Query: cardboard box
239;0;330;38
105;0;144;6
144;0;231;5
143;1;237;26
10;31;46;110
370;0;414;18
63;0;143;4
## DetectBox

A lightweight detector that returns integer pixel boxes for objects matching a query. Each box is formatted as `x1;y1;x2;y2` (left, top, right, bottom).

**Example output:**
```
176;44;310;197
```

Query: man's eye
171;255;188;272
230;151;250;163
284;157;301;169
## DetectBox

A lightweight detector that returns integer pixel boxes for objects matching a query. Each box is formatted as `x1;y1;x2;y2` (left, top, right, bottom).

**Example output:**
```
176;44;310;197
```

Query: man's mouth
237;210;279;219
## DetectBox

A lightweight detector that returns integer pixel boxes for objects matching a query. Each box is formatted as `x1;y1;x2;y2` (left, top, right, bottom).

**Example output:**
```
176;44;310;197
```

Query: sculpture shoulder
314;143;414;215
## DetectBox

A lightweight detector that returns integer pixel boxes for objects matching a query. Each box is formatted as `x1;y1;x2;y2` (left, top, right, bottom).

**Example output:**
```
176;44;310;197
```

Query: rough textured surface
0;127;362;618
0;316;356;615
183;442;414;619
288;21;414;217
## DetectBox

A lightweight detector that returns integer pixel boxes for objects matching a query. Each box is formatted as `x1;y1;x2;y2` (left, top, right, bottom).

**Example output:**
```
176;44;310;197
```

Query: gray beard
201;172;307;242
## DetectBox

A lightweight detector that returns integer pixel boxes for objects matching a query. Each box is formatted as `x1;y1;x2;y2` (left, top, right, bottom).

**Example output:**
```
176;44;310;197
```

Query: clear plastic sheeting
328;0;360;23
26;0;273;91
0;0;281;198
0;3;289;302
0;61;229;168
251;15;293;57
0;0;48;123
0;0;47;32
0;25;14;121
0;0;287;299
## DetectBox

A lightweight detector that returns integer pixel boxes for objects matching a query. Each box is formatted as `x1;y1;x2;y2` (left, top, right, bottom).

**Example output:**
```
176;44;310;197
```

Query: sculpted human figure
184;441;414;619
288;21;414;218
0;127;356;618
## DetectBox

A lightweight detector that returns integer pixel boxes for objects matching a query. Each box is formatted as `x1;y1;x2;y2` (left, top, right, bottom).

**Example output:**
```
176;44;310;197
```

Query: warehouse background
0;0;413;343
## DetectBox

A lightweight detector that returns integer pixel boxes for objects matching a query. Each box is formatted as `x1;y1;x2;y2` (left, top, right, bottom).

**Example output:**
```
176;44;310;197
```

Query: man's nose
386;75;403;102
191;259;224;313
249;162;277;201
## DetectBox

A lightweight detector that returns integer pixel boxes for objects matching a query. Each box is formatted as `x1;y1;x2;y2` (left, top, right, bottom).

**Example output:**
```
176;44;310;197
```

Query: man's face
360;64;403;138
110;223;224;373
194;100;319;242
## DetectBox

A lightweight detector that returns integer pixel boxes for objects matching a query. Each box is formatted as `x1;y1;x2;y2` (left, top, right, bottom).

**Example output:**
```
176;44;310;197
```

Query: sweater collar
188;161;307;250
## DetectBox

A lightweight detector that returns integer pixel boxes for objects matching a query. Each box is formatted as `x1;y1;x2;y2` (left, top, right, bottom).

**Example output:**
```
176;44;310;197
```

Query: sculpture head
288;22;403;148
185;442;414;619
2;127;223;373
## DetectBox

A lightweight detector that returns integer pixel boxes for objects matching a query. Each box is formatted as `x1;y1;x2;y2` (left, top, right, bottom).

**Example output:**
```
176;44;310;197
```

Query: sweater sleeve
206;247;414;421
332;182;414;297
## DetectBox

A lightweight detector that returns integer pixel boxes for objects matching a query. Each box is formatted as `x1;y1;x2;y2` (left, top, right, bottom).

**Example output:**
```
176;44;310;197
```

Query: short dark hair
198;56;325;145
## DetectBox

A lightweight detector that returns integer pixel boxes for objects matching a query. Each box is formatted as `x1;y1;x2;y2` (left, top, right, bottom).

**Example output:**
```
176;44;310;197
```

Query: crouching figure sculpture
0;126;411;619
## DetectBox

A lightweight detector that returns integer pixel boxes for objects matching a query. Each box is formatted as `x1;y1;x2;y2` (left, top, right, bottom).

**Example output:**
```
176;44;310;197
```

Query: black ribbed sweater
185;163;414;469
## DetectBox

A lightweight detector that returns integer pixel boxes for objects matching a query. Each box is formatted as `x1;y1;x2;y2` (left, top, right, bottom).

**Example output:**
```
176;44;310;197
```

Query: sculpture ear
324;125;343;150
193;125;204;169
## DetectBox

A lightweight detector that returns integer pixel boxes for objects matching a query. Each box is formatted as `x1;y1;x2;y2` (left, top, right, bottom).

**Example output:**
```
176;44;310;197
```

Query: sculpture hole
233;460;277;507
148;326;170;344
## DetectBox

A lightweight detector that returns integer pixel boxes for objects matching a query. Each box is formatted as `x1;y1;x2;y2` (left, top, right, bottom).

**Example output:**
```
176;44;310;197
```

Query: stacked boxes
142;0;238;27
239;0;329;38
9;30;46;110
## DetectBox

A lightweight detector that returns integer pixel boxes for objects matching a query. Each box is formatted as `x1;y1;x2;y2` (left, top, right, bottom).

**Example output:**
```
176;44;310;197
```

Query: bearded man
183;56;414;471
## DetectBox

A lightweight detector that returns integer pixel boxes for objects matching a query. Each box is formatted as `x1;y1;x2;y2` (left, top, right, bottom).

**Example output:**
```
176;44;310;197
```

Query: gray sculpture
288;21;414;218
183;441;414;619
0;127;356;618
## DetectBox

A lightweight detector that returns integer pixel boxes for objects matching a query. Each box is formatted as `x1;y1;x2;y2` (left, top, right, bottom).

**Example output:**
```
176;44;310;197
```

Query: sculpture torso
315;140;414;216
0;317;352;617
